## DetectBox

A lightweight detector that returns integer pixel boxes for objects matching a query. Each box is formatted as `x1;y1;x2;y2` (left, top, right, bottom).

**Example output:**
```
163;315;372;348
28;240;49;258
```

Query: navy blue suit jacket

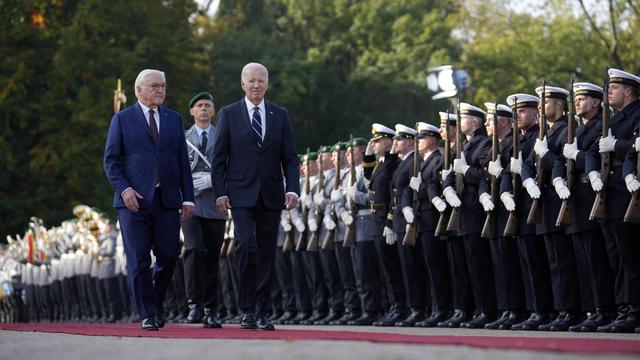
210;98;300;209
103;102;194;209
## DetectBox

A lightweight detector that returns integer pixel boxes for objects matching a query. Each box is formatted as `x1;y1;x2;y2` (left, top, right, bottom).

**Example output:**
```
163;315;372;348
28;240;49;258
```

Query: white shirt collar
244;97;265;117
138;101;159;130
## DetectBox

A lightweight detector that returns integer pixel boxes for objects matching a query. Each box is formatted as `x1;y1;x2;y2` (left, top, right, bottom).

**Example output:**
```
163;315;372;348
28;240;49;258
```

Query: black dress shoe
284;311;310;325
329;311;361;325
186;303;204;323
610;308;640;333
395;310;427;327
498;311;523;330
511;312;552;331
141;316;159;331
348;312;379;326
275;310;297;324
299;310;327;325
203;309;222;328
315;310;343;325
268;309;283;322
485;310;510;330
240;313;257;329
373;308;407;327
550;311;584;331
461;312;495;329
572;308;611;332
256;316;275;330
416;308;450;327
437;309;470;328
537;312;564;331
156;313;167;328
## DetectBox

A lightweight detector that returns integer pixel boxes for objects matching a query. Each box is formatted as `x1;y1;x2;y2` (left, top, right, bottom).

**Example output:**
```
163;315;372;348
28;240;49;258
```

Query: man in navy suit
104;69;194;331
211;62;299;330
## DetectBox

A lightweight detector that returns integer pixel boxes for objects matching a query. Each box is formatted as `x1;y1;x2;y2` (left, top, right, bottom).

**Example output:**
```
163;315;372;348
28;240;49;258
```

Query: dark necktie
201;130;208;151
251;106;263;147
148;109;158;143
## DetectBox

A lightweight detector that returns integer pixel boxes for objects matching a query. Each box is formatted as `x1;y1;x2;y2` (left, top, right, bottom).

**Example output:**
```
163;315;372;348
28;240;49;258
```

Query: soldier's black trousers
463;233;497;313
543;231;581;311
601;220;640;306
354;241;383;312
290;250;312;312
373;215;407;311
446;236;474;310
489;236;525;311
303;251;329;311
517;234;553;312
419;231;452;308
572;229;615;310
397;235;428;310
335;241;361;311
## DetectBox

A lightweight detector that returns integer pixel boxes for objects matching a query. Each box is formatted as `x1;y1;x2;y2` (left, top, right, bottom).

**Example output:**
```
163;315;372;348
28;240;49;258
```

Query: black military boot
186;302;203;323
203;308;222;328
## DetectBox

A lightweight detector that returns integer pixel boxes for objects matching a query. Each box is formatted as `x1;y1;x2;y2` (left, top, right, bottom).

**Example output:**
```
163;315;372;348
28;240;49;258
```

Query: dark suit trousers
446;236;474;310
572;229;615;311
231;197;280;316
118;188;180;319
462;233;497;313
489;236;525;311
354;241;383;312
303;250;329;311
397;236;428;310
182;216;225;309
543;231;581;311
420;231;452;309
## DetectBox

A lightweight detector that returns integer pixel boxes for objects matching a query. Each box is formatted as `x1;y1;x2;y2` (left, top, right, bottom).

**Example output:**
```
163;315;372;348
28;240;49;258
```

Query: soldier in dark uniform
484;103;526;330
182;92;227;328
406;122;453;327
597;68;640;333
520;86;582;331
442;102;496;328
562;82;615;332
362;124;408;326
503;93;554;330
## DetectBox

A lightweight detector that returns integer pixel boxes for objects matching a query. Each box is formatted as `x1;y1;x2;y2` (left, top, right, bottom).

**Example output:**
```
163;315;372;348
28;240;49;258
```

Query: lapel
262;101;274;150
157;106;168;147
135;103;154;144
422;149;440;171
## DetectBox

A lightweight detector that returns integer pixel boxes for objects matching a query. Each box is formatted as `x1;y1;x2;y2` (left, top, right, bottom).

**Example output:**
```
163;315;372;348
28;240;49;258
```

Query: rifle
220;219;231;257
113;78;126;113
527;81;546;224
306;148;324;251
402;123;420;246
556;78;575;226
447;100;463;231
503;97;519;236
481;102;499;238
321;144;340;250
282;212;294;252
435;111;452;236
343;136;357;247
624;153;640;223
590;69;611;220
295;148;311;251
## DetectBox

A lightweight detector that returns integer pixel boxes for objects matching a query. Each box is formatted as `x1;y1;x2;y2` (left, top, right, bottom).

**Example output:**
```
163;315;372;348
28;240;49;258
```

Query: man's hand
534;136;549;157
216;196;231;214
488;158;503;177
181;204;194;222
365;140;374;156
285;193;298;210
588;171;603;192
453;152;470;175
510;151;523;175
562;138;580;160
409;176;422;192
599;129;617;153
500;192;516;211
122;188;143;213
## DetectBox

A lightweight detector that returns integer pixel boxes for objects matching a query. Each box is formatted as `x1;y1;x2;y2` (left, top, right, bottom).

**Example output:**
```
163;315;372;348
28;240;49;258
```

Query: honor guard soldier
563;82;615;331
520;86;582;331
442;102;497;328
362;124;409;326
182;92;227;328
601;69;640;333
483;102;526;330
406;122;454;327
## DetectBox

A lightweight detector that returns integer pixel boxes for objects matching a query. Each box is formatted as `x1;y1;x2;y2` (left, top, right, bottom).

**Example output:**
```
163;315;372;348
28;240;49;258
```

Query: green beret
318;145;331;153
348;137;367;147
330;142;345;153
188;92;214;108
306;151;318;161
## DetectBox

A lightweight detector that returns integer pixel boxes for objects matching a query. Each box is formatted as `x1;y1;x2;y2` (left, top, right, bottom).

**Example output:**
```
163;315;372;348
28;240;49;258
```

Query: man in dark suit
104;69;195;331
211;62;300;331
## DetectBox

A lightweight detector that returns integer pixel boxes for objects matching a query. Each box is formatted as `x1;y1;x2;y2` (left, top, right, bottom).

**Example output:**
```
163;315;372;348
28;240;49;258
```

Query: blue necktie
252;106;263;147
201;130;208;151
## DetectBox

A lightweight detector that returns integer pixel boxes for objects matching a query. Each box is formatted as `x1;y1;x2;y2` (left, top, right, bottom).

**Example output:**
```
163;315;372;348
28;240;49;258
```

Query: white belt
356;209;372;216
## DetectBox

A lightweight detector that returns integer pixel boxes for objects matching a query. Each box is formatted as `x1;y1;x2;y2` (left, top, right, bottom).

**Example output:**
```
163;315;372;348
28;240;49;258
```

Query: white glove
383;226;397;245
308;219;318;232
303;193;314;208
510;151;523;175
523;178;541;199
313;192;326;207
292;218;306;233
599;129;617;153
453;152;470;175
330;188;343;202
193;174;212;191
534;136;549;157
441;165;453;180
324;216;337;230
552;177;571;199
479;192;495;212
347;183;359;202
280;220;292;232
365;141;374;156
340;212;354;225
431;196;447;212
625;174;640;193
500;192;516;211
562;138;580;160
588;171;603;192
442;186;461;207
488;158;503;177
635;137;640;152
409;176;422;192
402;207;414;224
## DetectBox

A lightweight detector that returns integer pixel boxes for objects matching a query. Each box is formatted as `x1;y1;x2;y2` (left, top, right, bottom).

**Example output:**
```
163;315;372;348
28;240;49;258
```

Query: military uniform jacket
186;125;227;220
97;234;117;279
500;124;538;236
567;113;601;234
480;131;513;237
336;165;375;242
522;115;568;235
391;151;416;234
365;153;400;221
401;149;442;233
443;128;492;236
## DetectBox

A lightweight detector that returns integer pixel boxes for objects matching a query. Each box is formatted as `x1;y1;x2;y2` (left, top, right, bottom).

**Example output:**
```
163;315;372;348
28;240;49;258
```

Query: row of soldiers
265;67;640;333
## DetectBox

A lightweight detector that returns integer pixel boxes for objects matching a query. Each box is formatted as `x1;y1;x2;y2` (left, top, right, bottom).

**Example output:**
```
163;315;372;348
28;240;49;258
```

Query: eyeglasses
142;83;167;91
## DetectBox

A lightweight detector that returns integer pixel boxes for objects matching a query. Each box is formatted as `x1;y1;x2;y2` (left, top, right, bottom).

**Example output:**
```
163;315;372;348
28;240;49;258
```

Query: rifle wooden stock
306;231;319;251
435;208;450;236
504;98;519;237
624;152;640;223
294;231;307;251
447;102;463;232
527;81;546;225
556;78;575;227
481;103;499;239
589;191;607;221
590;69;611;221
282;230;294;252
402;225;417;246
503;212;518;236
403;124;420;246
320;229;335;250
344;135;357;247
481;211;495;239
447;207;461;231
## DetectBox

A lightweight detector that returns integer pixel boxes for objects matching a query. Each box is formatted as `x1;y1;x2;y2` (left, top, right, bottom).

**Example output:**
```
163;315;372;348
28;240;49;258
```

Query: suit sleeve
281;109;301;196
211;108;230;199
178;116;195;203
103;113;131;196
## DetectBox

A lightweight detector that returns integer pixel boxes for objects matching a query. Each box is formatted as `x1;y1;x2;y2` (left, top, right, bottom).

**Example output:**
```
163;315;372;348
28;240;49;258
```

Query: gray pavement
2;325;639;360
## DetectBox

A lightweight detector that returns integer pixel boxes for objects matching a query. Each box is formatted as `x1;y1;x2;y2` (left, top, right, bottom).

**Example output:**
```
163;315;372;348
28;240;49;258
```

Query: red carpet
2;323;639;355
